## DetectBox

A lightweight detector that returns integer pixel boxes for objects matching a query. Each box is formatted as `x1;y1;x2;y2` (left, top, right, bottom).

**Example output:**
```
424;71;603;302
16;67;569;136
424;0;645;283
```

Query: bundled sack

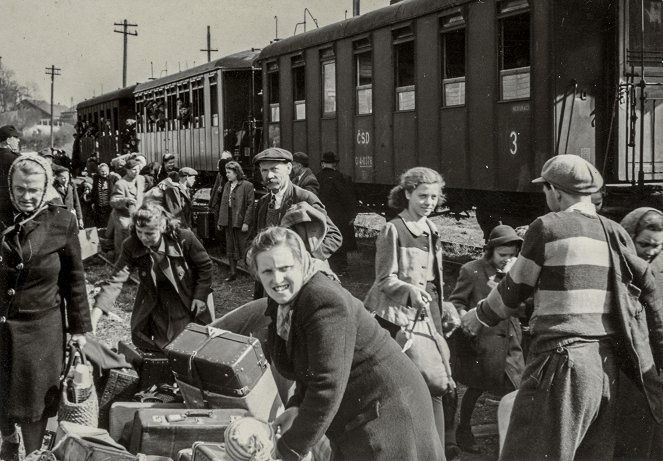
224;417;275;461
58;343;99;427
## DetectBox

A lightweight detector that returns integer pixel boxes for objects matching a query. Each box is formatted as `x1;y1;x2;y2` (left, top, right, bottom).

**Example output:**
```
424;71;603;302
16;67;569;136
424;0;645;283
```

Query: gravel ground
86;212;500;460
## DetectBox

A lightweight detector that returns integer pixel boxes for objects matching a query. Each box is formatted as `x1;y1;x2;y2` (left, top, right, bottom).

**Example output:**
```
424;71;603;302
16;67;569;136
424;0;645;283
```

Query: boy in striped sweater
461;155;663;460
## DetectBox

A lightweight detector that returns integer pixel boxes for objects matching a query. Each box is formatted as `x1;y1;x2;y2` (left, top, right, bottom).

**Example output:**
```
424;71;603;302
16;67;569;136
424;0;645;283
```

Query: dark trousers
500;340;619;461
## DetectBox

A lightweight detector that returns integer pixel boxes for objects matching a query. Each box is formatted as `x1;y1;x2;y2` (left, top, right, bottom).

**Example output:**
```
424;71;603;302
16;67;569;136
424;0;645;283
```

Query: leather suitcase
128;408;248;459
165;324;268;397
109;401;187;442
176;367;281;421
118;341;174;388
177;448;193;461
52;422;141;461
191;442;230;461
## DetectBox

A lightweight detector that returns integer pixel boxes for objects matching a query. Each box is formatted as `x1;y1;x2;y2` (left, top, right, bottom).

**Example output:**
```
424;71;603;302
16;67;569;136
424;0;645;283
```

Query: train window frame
354;37;373;116
209;75;219;127
177;83;192;129
393;31;416;112
192;79;205;129
292;54;306;121
440;9;467;107
166;86;177;130
267;61;280;123
625;0;663;76
321;47;336;118
497;1;531;101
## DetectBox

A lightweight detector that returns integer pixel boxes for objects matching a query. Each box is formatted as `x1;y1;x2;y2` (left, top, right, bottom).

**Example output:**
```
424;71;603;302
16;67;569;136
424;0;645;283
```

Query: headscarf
250;227;330;340
620;207;663;240
8;153;59;216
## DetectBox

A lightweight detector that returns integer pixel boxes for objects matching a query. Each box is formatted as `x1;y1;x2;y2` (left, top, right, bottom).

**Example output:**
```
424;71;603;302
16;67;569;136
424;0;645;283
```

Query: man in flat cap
461;155;663;460
163;167;198;229
0;125;21;228
252;147;342;295
290;151;319;195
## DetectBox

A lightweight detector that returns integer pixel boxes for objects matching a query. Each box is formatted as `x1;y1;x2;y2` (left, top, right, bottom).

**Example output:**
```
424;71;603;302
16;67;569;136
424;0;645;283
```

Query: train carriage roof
258;0;470;61
77;84;137;110
134;49;260;95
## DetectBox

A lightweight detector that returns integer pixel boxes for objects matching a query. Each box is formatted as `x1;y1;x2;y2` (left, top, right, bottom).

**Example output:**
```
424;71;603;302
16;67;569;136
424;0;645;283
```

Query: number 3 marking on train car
509;131;518;155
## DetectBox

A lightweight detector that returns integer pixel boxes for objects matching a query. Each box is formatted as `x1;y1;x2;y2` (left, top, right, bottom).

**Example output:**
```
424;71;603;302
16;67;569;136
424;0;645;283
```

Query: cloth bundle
224;417;276;461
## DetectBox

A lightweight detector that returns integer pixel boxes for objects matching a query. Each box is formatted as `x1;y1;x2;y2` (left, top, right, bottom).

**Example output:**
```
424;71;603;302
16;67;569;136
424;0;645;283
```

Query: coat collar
131;233;185;258
397;209;439;238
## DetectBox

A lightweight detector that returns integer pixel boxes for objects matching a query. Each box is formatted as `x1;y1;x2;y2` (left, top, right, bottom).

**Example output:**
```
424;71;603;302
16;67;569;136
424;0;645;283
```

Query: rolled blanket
224;417;275;461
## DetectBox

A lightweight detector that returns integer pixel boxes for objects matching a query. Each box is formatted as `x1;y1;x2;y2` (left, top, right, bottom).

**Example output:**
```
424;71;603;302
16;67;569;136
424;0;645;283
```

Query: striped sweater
477;203;623;353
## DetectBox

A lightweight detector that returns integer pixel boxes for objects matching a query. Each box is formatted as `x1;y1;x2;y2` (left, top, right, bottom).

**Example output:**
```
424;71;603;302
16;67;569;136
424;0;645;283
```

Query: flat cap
0;125;20;141
162;153;176;162
292;151;309;166
253;147;292;164
532;154;603;195
51;164;69;174
321;151;339;163
178;166;198;176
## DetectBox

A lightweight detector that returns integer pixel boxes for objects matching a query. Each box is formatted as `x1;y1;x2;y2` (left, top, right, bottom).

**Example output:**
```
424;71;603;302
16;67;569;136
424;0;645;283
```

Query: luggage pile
32;324;284;461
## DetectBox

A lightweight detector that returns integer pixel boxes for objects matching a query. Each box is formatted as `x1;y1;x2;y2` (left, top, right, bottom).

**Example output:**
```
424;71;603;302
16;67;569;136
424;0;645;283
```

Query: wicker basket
97;368;139;429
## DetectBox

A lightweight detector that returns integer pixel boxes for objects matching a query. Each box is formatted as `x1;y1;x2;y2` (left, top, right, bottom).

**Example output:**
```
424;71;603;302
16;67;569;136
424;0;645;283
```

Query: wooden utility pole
45;65;61;149
114;19;138;87
200;26;218;63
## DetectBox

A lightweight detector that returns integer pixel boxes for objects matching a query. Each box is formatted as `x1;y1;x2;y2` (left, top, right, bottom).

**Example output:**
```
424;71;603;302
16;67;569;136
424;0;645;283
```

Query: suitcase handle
184;410;213;418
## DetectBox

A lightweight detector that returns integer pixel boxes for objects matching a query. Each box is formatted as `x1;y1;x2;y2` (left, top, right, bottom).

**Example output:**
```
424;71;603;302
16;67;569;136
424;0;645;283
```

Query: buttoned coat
254;182;342;260
0;204;91;421
217;179;255;229
364;210;445;328
266;272;443;461
448;257;525;390
94;228;214;351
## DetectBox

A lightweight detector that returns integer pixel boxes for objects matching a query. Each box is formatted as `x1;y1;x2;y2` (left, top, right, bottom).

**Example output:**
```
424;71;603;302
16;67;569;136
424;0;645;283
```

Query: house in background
0;99;74;134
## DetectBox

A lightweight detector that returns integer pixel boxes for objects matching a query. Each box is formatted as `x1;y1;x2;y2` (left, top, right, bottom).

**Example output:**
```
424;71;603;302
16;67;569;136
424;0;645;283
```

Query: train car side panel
336;39;354;180
279;57;294;151
466;0;496;190
305;47;321;165
415;14;441;170
373;28;395;184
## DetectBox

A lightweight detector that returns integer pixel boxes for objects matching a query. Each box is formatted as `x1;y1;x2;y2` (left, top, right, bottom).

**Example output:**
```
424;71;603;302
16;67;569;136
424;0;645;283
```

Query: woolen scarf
8;153;59;216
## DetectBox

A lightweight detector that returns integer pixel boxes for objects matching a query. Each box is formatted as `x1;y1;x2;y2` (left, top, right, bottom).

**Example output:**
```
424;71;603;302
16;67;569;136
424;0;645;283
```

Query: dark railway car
134;49;262;179
76;85;137;166
258;0;663;233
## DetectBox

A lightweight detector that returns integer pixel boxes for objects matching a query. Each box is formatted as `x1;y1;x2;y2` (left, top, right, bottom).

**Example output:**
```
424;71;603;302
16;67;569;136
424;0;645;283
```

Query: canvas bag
396;304;455;396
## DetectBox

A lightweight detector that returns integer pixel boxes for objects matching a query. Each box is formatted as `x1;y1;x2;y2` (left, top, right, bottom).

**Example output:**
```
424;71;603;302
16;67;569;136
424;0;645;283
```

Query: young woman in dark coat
92;203;214;351
217;161;254;281
0;154;91;456
248;226;444;461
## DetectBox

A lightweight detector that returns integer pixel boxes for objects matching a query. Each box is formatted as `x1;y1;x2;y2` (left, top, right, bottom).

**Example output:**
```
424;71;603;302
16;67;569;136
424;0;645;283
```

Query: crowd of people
0;121;662;461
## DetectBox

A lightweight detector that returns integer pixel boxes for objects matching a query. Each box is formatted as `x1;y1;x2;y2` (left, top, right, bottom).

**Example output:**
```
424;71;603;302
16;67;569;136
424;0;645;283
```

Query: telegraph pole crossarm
114;19;138;87
45;65;61;149
200;26;218;63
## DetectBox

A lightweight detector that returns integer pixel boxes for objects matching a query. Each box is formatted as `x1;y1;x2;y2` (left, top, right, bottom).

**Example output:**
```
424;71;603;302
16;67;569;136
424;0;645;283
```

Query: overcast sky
1;0;386;107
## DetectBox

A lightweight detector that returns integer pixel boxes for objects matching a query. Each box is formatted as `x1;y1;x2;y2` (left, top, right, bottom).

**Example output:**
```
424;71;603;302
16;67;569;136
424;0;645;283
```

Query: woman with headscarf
615;207;663;460
248;226;443;461
92;203;214;352
0;154;91;457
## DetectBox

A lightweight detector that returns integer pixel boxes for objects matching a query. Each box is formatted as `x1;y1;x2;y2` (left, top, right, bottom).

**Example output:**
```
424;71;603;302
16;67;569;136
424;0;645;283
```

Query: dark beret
0;125;20;141
321;151;339;163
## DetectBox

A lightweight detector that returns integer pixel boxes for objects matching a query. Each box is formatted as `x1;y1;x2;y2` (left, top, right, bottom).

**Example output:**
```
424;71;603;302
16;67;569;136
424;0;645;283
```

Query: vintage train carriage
76;84;137;166
134;50;262;178
258;0;663;229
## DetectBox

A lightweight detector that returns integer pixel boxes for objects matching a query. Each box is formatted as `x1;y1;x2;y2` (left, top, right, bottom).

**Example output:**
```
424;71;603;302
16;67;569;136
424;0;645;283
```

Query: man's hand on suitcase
191;299;208;316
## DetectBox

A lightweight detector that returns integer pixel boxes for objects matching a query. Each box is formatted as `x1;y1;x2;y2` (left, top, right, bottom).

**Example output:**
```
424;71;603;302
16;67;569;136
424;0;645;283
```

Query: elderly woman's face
635;229;663;262
255;244;304;305
12;170;45;213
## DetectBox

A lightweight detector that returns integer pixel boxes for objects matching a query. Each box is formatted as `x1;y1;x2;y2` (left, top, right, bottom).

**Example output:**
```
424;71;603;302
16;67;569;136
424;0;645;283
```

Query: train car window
113;107;119;135
177;84;192;129
166;88;177;130
441;10;466;107
292;55;306;121
394;40;415;111
353;38;372;115
268;65;280;123
210;77;219;127
627;0;663;72
192;81;205;128
498;1;530;100
135;99;143;134
321;48;336;117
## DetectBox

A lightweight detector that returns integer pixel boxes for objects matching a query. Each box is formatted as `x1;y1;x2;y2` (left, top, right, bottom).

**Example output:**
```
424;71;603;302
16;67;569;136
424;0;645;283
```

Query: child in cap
448;224;526;453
